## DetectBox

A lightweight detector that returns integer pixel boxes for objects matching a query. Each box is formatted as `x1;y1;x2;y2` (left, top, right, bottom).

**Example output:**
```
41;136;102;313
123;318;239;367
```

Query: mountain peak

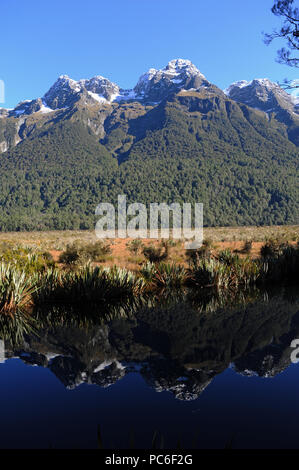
5;60;210;115
43;74;82;109
54;75;80;90
224;78;279;96
133;58;207;102
164;58;193;70
163;58;204;76
253;78;276;87
79;76;120;102
225;77;298;119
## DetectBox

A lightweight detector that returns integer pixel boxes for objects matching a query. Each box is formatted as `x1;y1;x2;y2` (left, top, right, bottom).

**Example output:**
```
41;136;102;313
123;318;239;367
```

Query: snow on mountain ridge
6;59;209;114
163;58;205;77
224;78;279;96
7;61;296;117
133;59;208;102
49;59;206;105
224;77;298;117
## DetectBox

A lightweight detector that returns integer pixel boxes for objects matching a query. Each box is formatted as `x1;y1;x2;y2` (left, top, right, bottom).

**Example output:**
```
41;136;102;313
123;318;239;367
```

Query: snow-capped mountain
13;98;54;116
0;58;298;176
43;75;83;109
79;75;121;102
224;78;298;115
133;58;209;102
1;59;211;117
2;60;297;122
43;74;125;108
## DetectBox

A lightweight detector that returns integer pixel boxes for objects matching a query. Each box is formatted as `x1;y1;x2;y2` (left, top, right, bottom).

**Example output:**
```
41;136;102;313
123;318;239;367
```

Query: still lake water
1;288;299;449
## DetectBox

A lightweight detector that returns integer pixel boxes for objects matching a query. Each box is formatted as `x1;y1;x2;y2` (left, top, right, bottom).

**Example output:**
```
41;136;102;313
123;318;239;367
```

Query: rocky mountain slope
0;59;298;229
224;78;299;145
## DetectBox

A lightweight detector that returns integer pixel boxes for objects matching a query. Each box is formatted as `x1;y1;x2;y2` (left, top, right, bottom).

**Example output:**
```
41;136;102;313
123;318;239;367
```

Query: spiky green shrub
228;257;261;288
240;240;252;254
145;263;187;288
217;249;240;265
102;266;145;298
188;258;221;288
34;265;145;305
185;239;213;264
142;242;169;263
140;262;156;283
81;241;112;261
188;256;261;289
0;308;34;345
260;245;299;283
58;244;80;265
127;239;143;255
260;239;289;258
0;246;54;273
0;263;37;314
59;241;111;266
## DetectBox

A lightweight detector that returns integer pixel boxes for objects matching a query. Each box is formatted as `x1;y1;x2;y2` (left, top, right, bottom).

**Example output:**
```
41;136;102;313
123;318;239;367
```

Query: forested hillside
0;60;298;230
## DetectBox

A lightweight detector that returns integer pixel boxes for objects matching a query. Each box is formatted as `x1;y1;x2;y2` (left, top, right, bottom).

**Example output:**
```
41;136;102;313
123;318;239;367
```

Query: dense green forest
0;90;298;230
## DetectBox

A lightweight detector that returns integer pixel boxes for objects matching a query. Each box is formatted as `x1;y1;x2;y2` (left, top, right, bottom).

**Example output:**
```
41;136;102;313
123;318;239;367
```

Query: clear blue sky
1;0;298;108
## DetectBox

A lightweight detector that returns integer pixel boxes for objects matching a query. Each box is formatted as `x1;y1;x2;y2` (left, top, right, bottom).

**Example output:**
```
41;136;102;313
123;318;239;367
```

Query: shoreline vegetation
0;225;298;246
0;228;298;316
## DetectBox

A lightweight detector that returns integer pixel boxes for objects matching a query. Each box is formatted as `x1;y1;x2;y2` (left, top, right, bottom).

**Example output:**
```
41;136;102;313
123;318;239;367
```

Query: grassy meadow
0;224;298;269
0;225;298;316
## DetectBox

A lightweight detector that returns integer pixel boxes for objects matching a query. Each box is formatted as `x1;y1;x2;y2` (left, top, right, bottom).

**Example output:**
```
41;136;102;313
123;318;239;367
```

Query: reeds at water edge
0;241;298;316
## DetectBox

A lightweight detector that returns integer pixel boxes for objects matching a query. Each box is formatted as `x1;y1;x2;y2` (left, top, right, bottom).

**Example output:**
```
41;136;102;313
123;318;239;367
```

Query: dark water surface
1;288;299;449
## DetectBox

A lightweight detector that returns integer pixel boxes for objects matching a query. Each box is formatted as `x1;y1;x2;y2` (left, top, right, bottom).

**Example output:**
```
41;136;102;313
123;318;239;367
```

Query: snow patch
87;91;108;103
224;78;279;96
39;100;55;113
224;80;249;95
45;353;60;360
113;89;137;101
93;360;125;374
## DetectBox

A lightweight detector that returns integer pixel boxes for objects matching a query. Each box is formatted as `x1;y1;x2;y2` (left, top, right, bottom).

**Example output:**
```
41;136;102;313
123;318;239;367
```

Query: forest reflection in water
0;286;299;448
1;286;299;399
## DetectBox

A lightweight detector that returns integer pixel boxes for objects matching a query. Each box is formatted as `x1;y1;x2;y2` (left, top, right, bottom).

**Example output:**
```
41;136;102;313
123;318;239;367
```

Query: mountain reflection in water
0;287;299;448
